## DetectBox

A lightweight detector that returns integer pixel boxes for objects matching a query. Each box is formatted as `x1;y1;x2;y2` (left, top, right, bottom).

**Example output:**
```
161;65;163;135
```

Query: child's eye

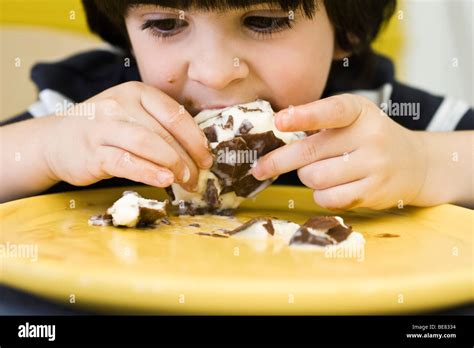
141;19;189;39
243;16;294;37
141;15;293;40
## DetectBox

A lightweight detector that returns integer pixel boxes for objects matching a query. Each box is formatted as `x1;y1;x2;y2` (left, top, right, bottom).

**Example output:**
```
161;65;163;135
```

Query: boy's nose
187;41;249;90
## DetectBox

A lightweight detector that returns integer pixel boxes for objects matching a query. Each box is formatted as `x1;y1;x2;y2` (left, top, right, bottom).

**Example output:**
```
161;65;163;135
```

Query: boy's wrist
409;131;472;207
403;130;430;207
39;115;63;183
0;115;61;202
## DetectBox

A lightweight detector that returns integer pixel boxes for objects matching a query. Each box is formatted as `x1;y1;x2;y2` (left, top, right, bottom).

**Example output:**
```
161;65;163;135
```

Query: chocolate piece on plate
227;217;275;237
289;216;352;247
89;191;168;228
88;214;113;226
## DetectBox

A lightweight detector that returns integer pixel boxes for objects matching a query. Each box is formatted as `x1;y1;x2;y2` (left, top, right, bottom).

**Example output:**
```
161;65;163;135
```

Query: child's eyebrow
130;1;283;13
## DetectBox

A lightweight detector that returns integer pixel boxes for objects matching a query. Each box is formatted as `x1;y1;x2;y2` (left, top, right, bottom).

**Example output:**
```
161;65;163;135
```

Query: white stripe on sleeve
426;97;470;131
27;89;75;118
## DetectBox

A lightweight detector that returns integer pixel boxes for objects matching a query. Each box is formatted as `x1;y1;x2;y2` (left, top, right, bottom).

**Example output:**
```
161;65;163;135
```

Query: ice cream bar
167;99;305;215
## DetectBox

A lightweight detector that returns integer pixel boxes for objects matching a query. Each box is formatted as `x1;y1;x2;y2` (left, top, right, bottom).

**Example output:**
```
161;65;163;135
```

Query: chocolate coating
289;216;352;246
227;216;275;236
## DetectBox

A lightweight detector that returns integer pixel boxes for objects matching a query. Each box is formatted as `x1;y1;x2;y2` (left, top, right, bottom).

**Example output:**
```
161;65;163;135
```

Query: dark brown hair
82;0;396;57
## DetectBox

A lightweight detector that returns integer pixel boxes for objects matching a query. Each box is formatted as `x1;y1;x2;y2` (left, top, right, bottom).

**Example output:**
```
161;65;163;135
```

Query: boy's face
125;2;337;115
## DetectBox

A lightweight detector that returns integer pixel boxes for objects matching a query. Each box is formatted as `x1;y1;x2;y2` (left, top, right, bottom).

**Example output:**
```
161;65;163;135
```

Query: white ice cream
169;99;305;212
289;231;365;251
169;170;245;211
230;218;300;241
288;216;365;251
195;99;305;145
107;192;141;227
106;191;167;227
271;220;302;244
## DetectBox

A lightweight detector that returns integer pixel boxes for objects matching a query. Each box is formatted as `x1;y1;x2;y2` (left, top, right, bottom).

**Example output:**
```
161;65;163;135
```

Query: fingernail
156;170;174;186
201;155;214;169
251;163;264;180
182;179;198;192
276;111;289;129
181;165;190;183
203;136;210;149
189;182;199;192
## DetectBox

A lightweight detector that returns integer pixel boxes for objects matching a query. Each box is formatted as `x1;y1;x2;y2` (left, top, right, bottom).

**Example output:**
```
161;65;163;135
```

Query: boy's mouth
201;104;234;110
185;98;276;117
187;102;243;117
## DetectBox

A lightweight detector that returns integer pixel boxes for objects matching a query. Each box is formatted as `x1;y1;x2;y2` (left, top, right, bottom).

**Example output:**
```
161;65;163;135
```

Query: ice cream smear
88;191;168;227
88;191;364;252
227;217;301;243
288;216;365;250
167;99;306;215
202;215;364;250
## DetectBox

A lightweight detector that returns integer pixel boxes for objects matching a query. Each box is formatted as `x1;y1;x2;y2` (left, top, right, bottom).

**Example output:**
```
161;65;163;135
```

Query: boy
1;0;472;210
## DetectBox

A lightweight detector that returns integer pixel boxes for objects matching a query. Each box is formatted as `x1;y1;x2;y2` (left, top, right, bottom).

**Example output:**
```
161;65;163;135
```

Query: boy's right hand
44;81;213;191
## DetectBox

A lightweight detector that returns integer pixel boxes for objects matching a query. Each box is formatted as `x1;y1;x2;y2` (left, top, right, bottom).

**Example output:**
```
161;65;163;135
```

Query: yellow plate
1;185;472;314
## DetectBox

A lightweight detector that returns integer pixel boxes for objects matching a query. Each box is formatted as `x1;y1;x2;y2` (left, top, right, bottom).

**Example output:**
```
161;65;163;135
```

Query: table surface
1;284;472;316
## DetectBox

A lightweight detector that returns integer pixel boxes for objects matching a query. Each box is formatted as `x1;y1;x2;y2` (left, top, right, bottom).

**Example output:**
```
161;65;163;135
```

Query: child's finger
135;118;200;191
108;99;200;191
297;150;367;191
140;85;214;169
251;127;357;180
144;120;200;191
312;177;373;211
98;121;191;186
95;146;175;188
275;94;363;132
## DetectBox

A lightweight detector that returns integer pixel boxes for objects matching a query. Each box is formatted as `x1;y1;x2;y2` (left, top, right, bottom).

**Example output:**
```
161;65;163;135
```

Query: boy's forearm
0;116;60;203
411;131;473;208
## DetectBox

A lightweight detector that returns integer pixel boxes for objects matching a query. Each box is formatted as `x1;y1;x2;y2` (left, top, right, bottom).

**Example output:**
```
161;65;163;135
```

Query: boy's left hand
251;94;428;210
